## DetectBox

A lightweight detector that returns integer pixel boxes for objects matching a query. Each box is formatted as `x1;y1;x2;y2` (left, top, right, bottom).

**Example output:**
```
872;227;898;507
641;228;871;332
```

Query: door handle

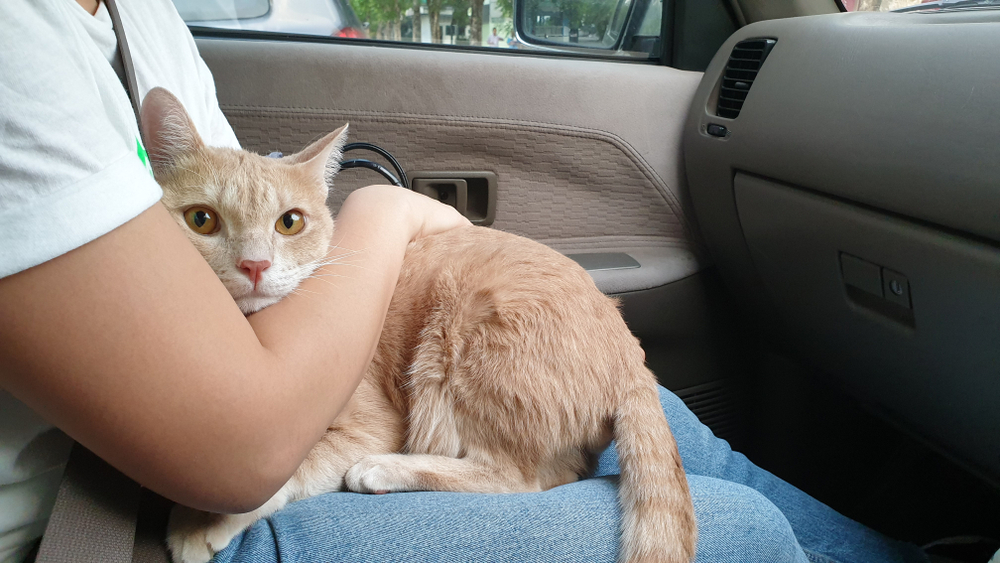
409;171;497;226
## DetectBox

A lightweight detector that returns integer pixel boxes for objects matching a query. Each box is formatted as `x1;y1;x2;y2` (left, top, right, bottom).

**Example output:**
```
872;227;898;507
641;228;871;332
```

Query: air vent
717;38;776;119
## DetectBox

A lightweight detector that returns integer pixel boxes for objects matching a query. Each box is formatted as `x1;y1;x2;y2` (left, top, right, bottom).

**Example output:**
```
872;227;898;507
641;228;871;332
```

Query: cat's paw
167;506;216;563
345;454;416;494
167;505;241;563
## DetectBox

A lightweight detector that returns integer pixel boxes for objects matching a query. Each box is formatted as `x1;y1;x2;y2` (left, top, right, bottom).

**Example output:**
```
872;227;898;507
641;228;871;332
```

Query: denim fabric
213;387;929;563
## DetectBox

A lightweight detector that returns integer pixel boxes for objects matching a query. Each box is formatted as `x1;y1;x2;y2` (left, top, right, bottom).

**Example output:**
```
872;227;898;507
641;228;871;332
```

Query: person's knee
690;478;808;563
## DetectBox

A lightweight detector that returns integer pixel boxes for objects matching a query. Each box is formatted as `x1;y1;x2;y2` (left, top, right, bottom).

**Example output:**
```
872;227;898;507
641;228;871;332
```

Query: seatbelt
35;2;145;561
34;446;141;563
105;0;145;141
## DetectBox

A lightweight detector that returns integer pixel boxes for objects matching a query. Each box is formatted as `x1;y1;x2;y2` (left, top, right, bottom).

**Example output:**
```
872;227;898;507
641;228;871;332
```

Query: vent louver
717;38;776;119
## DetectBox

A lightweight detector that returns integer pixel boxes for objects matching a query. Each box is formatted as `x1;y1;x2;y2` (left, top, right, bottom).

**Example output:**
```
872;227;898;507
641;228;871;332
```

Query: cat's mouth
224;270;298;315
229;283;285;315
236;291;283;315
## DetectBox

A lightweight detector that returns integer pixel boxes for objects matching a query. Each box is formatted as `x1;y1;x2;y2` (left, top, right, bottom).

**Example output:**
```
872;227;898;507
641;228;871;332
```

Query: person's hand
343;185;472;242
402;188;473;240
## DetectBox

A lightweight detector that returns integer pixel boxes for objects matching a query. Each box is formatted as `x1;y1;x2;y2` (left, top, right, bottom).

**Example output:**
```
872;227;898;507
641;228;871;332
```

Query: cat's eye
276;210;305;235
184;207;220;235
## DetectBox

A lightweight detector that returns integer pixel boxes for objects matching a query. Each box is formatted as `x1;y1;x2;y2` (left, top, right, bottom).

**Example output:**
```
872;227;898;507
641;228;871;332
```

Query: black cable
339;159;402;187
342;142;408;188
268;142;408;188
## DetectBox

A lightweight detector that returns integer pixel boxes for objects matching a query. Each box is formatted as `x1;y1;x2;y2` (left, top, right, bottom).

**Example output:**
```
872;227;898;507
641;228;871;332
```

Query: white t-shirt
0;1;239;561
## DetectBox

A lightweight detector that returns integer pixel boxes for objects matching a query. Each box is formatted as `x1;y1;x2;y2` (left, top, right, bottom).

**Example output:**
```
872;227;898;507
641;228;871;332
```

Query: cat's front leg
344;454;410;494
345;454;539;494
167;484;294;563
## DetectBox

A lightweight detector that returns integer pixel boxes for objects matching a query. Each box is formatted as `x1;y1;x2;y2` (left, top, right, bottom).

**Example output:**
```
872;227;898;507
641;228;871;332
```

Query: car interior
33;0;1000;561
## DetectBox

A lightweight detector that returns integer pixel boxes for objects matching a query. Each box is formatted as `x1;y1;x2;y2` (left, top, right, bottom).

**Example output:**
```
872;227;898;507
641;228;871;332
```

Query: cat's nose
238;259;272;290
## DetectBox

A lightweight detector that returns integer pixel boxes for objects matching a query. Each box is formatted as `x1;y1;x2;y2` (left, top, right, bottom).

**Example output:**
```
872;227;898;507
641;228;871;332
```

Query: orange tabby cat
141;87;696;563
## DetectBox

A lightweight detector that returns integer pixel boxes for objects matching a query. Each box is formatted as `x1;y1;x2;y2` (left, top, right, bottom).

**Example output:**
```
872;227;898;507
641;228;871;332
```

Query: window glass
636;0;661;37
840;0;926;10
516;0;662;57
519;0;627;49
170;0;661;58
170;0;519;45
171;0;367;38
172;0;270;21
353;0;517;45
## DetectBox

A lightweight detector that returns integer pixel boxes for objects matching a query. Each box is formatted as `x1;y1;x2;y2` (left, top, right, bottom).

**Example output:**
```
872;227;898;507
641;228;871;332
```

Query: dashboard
684;10;1000;483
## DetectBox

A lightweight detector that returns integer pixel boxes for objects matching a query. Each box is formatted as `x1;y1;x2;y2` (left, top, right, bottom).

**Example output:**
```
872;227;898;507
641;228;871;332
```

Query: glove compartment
734;172;1000;479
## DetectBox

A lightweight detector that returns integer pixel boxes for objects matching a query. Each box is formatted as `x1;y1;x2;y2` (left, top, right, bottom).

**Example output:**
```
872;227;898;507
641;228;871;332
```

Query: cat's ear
140;87;205;176
286;124;349;189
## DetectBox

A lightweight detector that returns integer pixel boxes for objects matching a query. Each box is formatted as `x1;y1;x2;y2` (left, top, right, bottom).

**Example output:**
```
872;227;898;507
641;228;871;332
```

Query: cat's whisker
326;244;363;255
308;260;352;269
289;288;319;300
327;238;371;255
302;257;372;272
322;258;367;267
298;255;361;269
316;262;371;272
309;252;366;266
306;274;352;281
305;276;351;288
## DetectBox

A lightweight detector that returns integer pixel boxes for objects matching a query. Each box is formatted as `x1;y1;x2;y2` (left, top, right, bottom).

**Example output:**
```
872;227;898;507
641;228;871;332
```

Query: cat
140;87;696;563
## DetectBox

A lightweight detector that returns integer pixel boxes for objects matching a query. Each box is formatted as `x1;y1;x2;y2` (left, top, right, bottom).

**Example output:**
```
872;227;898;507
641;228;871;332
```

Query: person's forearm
0;186;467;513
156;188;431;511
250;185;412;402
233;189;418;500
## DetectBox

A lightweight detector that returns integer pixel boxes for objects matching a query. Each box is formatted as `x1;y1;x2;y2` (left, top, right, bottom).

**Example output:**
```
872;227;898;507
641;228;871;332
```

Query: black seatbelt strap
105;0;145;142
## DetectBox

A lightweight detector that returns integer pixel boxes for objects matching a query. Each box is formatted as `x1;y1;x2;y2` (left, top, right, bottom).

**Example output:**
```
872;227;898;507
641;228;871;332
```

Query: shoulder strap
105;0;144;141
34;444;141;563
36;3;146;561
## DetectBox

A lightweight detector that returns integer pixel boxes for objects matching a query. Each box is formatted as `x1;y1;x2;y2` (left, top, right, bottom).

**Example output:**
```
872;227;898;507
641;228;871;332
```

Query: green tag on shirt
137;137;153;177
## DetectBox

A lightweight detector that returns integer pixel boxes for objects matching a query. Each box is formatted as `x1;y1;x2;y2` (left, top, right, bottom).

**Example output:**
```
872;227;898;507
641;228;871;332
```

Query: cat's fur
142;87;696;563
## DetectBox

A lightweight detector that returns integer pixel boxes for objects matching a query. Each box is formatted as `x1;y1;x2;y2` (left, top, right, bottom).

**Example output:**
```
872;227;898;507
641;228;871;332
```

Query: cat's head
140;87;347;314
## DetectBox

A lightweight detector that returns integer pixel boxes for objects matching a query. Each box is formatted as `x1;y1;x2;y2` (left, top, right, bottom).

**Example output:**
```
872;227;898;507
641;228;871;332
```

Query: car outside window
173;0;270;21
840;0;927;10
171;0;368;38
170;0;664;59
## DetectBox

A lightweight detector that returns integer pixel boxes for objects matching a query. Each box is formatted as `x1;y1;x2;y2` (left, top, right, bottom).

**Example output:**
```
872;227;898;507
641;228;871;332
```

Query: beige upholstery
199;38;707;291
35;446;139;563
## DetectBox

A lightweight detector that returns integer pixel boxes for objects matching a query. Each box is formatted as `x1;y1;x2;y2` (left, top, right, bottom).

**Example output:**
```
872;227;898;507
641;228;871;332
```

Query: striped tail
614;375;697;563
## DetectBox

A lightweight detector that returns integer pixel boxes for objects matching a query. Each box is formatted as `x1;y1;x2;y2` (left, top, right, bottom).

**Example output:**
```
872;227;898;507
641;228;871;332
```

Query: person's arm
0;185;469;514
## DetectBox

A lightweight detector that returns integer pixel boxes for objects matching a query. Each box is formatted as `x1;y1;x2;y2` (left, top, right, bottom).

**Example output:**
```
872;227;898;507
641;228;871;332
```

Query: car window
171;0;367;38
839;0;925;10
170;0;664;59
172;0;270;21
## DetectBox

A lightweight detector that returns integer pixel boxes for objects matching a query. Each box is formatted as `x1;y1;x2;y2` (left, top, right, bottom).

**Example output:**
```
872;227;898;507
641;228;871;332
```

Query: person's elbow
191;455;297;514
154;419;311;514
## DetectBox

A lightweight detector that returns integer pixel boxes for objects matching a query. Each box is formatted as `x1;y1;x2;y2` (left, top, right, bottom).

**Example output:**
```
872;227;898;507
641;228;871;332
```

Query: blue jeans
213;387;927;563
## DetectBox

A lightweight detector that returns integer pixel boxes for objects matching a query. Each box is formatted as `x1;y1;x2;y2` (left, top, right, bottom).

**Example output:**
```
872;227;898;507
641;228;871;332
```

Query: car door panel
198;38;706;295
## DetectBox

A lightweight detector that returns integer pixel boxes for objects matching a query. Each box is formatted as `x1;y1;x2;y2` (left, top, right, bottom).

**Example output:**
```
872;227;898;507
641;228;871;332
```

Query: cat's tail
613;373;697;563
